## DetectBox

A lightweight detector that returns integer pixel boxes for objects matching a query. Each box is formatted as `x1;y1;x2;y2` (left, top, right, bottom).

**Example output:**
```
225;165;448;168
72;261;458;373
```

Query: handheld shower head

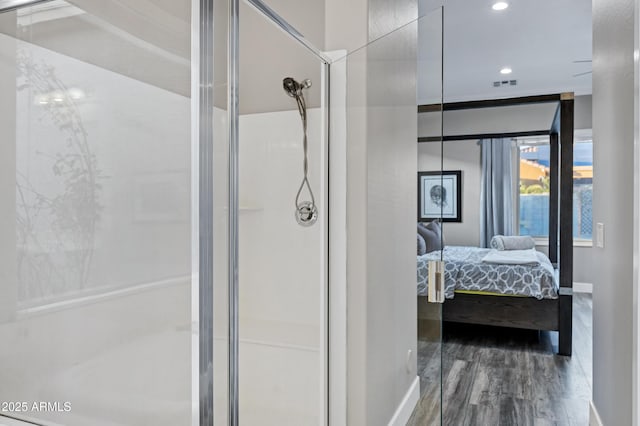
283;77;312;98
283;77;300;97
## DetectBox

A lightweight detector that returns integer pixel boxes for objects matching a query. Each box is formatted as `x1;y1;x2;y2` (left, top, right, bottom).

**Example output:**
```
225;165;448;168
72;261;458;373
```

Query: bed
417;93;575;356
417;246;558;300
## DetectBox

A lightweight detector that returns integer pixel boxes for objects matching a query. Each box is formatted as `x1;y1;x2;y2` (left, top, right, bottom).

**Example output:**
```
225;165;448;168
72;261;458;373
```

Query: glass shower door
0;1;195;425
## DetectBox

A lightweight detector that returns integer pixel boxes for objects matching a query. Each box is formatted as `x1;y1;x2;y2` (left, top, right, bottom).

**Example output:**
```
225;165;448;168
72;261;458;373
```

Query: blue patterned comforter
417;246;558;300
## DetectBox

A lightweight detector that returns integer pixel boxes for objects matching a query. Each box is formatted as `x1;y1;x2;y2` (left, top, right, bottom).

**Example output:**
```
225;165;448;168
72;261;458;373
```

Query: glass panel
333;6;444;425
237;2;327;424
0;1;194;425
416;7;444;425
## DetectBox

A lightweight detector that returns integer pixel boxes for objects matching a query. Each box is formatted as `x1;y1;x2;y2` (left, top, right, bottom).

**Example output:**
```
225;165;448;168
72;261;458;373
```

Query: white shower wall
238;109;324;332
235;107;326;425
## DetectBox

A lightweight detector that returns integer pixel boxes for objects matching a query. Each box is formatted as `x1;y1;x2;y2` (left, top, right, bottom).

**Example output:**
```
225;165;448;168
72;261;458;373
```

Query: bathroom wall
326;0;421;424
364;26;419;425
592;0;635;422
238;109;324;334
236;108;325;424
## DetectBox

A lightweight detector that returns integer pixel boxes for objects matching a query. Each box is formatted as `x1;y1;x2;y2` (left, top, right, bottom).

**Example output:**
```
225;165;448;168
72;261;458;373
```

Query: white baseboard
388;376;420;426
590;401;604;426
574;282;593;293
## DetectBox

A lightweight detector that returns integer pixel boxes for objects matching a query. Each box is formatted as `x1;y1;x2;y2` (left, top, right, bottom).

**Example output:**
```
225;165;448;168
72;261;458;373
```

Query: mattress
417;246;558;300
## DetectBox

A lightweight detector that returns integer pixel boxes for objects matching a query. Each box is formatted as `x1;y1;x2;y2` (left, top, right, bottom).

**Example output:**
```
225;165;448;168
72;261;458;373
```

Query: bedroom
408;0;594;424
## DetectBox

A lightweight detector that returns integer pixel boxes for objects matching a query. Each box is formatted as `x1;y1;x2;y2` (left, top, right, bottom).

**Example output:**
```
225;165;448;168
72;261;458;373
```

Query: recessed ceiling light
500;67;513;75
492;2;509;11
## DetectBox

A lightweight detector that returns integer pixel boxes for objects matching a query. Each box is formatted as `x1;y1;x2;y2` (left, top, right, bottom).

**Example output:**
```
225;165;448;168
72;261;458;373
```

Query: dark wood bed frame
417;93;575;356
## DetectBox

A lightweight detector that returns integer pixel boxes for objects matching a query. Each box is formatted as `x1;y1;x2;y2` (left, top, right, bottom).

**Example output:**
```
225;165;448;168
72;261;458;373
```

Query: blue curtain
479;138;514;247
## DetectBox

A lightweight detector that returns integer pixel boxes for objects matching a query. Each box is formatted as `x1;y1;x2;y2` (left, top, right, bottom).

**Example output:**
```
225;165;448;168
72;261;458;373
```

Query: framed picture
418;170;462;222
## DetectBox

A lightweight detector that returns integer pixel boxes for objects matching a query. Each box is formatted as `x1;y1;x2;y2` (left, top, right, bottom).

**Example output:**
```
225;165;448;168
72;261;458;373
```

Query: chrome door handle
427;260;445;304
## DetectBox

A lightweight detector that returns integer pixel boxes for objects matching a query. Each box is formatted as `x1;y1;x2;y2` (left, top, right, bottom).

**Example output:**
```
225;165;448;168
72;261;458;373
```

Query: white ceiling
7;0;591;108
418;0;592;104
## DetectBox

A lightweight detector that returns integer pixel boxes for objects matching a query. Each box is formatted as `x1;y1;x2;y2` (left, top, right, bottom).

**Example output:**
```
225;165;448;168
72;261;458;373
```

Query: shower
283;76;317;226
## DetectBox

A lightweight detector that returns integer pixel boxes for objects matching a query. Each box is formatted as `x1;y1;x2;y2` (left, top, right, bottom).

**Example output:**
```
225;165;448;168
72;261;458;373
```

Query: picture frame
418;170;462;222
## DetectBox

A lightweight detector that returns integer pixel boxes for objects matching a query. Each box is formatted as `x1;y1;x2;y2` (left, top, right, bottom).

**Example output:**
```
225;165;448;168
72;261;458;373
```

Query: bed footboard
418;289;573;356
441;293;559;331
418;292;573;356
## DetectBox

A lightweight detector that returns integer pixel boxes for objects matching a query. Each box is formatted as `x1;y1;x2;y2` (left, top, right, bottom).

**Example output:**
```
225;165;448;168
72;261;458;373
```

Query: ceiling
3;0;591;108
418;0;592;104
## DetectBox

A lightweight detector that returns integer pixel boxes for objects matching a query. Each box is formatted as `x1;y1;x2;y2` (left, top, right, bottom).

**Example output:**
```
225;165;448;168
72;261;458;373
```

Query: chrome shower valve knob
295;201;318;226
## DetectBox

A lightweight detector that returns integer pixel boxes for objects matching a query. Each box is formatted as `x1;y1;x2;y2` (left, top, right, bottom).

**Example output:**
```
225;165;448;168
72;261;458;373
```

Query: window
573;138;593;241
517;132;593;242
518;137;551;238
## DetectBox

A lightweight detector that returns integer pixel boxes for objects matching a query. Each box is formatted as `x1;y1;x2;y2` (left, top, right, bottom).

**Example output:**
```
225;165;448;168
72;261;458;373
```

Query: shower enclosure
0;1;444;425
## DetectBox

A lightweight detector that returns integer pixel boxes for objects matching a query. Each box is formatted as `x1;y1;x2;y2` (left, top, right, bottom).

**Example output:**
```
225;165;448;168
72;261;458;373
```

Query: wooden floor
408;294;592;425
